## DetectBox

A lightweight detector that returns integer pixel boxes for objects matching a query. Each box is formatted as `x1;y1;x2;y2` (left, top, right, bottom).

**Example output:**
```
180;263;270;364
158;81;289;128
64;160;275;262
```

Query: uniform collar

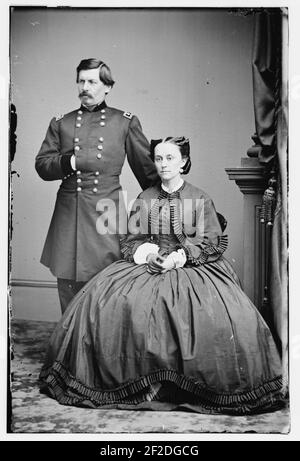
80;100;107;112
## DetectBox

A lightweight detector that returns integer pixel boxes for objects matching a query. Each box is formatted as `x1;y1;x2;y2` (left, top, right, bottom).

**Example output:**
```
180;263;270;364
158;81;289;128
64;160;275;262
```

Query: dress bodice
155;195;180;255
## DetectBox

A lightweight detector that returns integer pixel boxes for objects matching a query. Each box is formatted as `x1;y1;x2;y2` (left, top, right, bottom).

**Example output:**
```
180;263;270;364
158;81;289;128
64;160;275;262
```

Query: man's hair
76;58;115;87
150;136;191;175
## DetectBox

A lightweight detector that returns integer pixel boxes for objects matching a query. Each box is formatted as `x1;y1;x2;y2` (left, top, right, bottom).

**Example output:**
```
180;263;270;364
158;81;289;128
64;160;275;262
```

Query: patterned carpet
9;318;290;434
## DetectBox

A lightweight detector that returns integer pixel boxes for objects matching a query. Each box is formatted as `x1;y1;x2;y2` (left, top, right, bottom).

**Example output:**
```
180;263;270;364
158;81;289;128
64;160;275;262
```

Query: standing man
36;58;158;313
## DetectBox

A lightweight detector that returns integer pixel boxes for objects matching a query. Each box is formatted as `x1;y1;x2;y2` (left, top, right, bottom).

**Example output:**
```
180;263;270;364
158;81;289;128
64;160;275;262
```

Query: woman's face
154;142;186;182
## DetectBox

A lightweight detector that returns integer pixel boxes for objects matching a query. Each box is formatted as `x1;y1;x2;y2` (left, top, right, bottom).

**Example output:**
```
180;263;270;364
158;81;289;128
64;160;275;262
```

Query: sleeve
35;118;74;181
120;193;154;262
125;115;159;190
180;196;228;266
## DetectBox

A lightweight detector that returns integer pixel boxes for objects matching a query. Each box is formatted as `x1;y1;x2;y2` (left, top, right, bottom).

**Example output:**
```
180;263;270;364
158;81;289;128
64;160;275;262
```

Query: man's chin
80;96;93;104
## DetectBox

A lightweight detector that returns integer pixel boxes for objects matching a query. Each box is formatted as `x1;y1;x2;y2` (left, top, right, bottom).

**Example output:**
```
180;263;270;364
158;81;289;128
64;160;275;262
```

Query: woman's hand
146;253;175;274
146;253;167;274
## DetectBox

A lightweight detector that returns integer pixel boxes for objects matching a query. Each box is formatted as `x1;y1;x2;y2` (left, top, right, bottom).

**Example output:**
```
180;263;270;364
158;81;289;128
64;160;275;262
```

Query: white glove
133;243;160;265
166;249;187;268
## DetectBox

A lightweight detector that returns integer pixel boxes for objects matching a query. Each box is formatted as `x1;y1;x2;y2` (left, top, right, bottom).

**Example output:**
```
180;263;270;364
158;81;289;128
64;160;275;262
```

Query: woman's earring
179;168;184;173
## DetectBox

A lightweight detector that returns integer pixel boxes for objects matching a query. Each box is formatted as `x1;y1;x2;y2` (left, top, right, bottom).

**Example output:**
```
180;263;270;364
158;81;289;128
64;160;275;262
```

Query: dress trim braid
183;235;229;266
39;361;287;414
148;186;228;265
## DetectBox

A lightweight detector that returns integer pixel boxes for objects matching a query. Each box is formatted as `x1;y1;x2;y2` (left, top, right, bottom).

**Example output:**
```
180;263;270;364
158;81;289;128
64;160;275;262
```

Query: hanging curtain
251;8;288;363
252;8;282;164
268;9;288;373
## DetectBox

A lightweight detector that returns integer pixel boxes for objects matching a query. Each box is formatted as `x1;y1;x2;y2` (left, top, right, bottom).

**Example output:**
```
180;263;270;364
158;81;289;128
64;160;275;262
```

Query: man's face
77;68;111;106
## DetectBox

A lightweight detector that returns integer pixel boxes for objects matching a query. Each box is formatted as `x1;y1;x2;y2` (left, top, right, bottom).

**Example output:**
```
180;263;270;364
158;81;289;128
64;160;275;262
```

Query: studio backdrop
10;8;254;321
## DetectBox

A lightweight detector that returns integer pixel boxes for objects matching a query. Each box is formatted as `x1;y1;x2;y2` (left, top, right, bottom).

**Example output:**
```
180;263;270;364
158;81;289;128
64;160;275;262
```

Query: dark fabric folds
39;258;286;414
252;9;282;163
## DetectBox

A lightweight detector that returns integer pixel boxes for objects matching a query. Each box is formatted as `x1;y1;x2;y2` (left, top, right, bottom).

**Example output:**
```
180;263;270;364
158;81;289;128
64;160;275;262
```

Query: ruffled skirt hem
39;361;287;415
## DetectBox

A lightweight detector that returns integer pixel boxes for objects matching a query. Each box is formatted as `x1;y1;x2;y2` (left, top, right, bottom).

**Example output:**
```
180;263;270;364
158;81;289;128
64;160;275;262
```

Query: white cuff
70;154;76;171
168;249;187;268
133;243;160;265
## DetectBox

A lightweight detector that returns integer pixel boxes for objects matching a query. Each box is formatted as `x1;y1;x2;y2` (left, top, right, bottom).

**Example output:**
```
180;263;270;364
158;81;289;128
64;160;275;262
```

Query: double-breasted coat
35;101;158;282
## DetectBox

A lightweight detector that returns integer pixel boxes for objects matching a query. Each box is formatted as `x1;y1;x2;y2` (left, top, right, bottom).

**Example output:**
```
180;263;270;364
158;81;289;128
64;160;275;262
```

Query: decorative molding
10;279;57;289
225;159;266;194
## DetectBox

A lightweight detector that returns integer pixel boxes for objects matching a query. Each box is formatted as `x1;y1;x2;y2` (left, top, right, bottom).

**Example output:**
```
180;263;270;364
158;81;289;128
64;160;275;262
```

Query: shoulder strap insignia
55;114;64;121
123;111;133;119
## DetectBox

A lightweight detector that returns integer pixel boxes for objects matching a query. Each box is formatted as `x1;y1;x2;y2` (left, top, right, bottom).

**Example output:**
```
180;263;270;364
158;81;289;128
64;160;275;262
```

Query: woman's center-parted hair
76;58;115;87
150;136;191;175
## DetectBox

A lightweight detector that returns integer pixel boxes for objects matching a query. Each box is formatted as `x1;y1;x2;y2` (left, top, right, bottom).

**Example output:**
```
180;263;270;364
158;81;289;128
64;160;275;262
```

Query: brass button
99;137;104;142
77;116;82;121
95;171;100;176
100;122;105;126
74;137;79;142
94;179;99;185
97;145;103;150
93;187;98;193
78;110;83;115
77;178;82;183
101;115;106;120
97;153;102;159
76;123;81;128
101;109;105;113
74;146;80;151
77;187;82;192
76;170;81;175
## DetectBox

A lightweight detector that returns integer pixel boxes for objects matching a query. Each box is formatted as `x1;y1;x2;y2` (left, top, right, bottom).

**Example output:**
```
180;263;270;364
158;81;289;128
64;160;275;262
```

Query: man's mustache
79;92;92;97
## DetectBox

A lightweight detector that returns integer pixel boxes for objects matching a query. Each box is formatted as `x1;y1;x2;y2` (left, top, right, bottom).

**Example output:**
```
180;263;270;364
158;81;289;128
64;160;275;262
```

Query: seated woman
39;136;286;415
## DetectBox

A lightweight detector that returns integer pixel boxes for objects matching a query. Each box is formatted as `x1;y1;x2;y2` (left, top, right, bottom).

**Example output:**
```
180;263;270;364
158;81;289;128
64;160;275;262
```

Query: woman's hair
76;58;115;87
150;136;191;174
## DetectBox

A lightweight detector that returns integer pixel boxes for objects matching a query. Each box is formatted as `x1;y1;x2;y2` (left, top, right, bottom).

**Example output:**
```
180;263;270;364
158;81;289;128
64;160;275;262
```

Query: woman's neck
161;176;183;193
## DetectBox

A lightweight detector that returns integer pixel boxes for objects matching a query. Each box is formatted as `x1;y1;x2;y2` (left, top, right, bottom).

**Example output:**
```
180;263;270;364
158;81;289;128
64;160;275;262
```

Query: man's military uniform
36;101;158;308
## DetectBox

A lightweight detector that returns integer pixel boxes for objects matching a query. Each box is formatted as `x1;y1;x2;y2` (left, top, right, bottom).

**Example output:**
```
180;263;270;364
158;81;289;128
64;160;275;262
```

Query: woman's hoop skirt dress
39;181;286;414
